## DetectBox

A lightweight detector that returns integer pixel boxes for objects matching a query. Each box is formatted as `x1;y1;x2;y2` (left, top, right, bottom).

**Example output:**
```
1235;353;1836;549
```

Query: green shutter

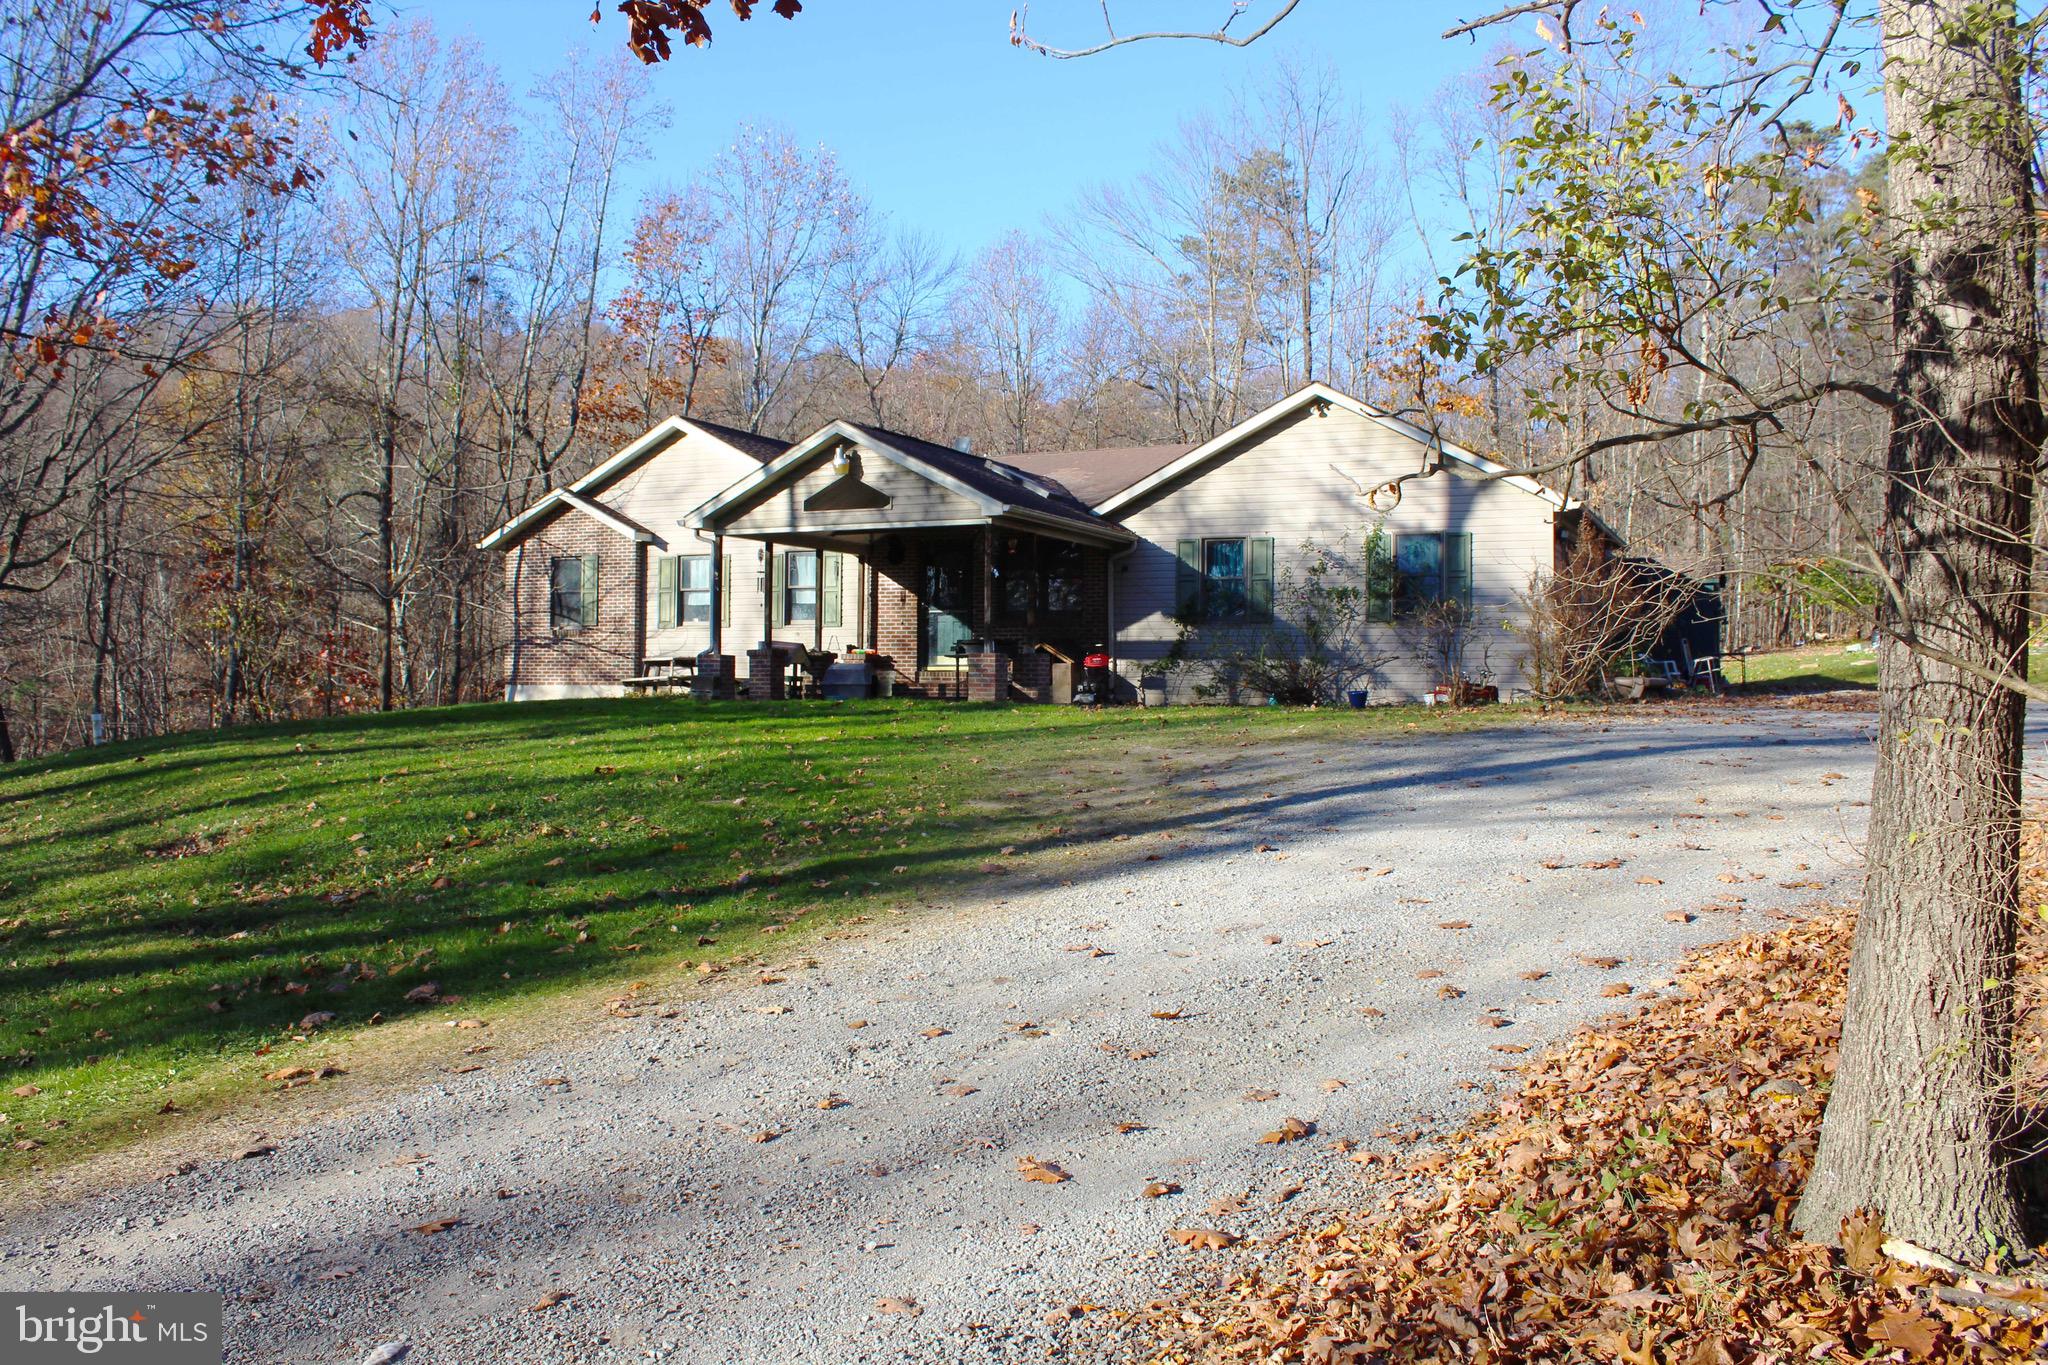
1175;539;1202;621
1366;529;1394;623
580;553;600;627
721;553;733;626
1445;532;1473;610
656;555;678;629
821;551;843;627
771;551;788;628
1247;537;1275;622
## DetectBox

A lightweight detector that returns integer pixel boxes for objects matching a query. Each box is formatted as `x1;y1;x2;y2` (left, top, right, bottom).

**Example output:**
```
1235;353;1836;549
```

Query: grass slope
0;696;1509;1177
1734;641;2048;692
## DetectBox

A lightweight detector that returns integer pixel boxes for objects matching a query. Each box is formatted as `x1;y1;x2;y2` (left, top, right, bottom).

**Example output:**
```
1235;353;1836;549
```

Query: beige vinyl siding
1110;404;1555;702
717;445;987;537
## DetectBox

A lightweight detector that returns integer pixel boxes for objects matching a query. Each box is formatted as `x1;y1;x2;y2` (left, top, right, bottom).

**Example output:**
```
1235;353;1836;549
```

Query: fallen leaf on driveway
413;1218;461;1235
1519;970;1549;981
538;1077;570;1088
1243;1089;1279;1103
1665;911;1695;924
1436;985;1465;1001
1478;1015;1511;1029
1168;1228;1239;1250
1636;876;1664;885
1580;956;1622;969
1492;1043;1530;1053
1415;969;1444;980
817;1096;849;1110
1017;1155;1070;1183
529;1290;571;1312
1581;858;1624;870
876;1297;923;1317
1259;1116;1313;1144
264;1066;313;1082
1150;1009;1185;1020
749;1129;784;1143
1601;982;1635;997
1358;1007;1385;1019
1321;1078;1347;1092
1437;920;1473;930
1143;1181;1181;1199
920;1027;949;1038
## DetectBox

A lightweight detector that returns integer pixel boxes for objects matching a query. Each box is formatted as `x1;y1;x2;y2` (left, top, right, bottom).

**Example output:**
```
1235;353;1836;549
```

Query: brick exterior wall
500;511;645;700
867;534;1110;697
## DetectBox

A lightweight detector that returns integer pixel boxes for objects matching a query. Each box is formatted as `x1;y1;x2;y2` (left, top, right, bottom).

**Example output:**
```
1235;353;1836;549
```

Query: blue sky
403;1;1520;260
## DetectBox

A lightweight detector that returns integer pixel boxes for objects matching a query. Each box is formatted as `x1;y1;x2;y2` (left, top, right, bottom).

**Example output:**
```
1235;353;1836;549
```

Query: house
480;383;1617;704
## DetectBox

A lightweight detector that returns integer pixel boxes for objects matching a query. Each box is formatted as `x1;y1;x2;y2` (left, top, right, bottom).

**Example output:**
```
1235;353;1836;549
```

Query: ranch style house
479;383;1618;705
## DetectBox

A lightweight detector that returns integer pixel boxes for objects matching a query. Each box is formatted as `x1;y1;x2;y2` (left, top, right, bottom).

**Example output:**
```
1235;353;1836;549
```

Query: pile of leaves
1141;841;2048;1363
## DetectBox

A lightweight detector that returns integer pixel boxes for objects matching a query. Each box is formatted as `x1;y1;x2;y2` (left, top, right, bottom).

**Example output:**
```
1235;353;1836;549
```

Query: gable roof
1092;382;1620;544
477;416;790;552
686;420;1135;545
1000;443;1191;506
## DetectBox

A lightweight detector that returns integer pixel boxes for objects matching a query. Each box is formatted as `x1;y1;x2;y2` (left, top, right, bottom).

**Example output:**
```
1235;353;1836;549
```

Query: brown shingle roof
687;418;791;464
998;444;1193;507
850;424;1132;539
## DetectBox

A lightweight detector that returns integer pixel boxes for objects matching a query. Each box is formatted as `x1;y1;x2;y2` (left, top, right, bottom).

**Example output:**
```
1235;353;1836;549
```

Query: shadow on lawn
0;699;1873;1099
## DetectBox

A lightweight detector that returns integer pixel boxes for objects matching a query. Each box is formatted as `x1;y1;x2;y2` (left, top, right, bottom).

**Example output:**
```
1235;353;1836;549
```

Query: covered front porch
682;421;1135;702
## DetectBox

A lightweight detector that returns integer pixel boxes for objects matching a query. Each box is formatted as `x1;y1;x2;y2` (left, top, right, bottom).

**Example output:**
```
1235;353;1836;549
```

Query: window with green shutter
1391;532;1475;618
1178;537;1274;623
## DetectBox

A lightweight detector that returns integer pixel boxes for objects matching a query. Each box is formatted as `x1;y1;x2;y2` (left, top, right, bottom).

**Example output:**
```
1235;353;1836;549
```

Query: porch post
761;538;775;649
981;526;995;630
708;532;724;657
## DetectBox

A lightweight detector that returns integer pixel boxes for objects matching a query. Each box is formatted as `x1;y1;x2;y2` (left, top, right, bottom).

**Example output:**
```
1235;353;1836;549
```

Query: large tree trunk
1795;0;2041;1258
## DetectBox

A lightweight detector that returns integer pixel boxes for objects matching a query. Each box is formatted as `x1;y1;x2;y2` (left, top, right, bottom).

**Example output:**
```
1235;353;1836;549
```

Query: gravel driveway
7;707;1891;1364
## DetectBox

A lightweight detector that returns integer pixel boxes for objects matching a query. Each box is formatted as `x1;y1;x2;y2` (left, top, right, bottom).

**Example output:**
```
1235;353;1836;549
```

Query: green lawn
0;696;1524;1176
1733;641;2048;691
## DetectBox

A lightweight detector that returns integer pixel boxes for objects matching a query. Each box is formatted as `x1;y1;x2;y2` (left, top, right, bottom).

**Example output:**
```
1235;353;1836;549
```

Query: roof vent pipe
953;436;972;454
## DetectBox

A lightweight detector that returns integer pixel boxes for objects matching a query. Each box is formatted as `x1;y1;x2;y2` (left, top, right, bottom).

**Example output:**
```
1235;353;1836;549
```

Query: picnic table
622;656;699;694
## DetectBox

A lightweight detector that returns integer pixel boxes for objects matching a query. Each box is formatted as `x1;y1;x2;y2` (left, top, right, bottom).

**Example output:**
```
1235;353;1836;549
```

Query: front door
922;543;973;669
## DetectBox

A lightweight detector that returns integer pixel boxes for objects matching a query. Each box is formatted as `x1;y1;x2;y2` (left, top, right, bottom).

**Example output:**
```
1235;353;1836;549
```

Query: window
1375;532;1473;620
680;556;713;623
1204;539;1249;620
992;535;1088;622
784;551;819;623
550;555;597;632
1042;540;1085;616
1175;537;1274;623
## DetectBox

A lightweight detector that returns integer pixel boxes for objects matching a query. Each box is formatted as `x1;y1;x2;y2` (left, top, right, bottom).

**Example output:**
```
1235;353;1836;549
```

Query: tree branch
1010;0;1302;59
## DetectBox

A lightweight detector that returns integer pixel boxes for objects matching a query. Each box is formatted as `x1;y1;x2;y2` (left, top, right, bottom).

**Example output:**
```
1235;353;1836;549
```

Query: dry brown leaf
1243;1088;1279;1102
529;1290;571;1312
875;1296;923;1317
413;1217;461;1235
1438;919;1473;930
1167;1227;1239;1250
1258;1116;1312;1144
1142;1180;1181;1199
1518;969;1549;981
1636;875;1664;885
1581;955;1623;969
1600;982;1634;998
1150;1009;1185;1020
1017;1155;1070;1184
